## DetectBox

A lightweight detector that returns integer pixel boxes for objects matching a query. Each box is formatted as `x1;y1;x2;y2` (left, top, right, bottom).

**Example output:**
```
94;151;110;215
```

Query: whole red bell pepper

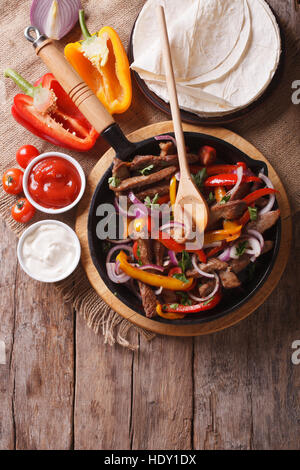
4;68;98;151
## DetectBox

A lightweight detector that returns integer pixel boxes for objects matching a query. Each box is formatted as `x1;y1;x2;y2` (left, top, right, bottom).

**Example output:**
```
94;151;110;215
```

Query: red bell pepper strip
206;243;225;258
5;69;98;151
242;188;278;206
157;231;207;262
160;290;222;314
191;164;242;176
204;174;261;187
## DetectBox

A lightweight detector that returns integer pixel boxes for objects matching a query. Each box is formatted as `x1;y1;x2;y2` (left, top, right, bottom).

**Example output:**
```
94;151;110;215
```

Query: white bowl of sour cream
17;220;81;283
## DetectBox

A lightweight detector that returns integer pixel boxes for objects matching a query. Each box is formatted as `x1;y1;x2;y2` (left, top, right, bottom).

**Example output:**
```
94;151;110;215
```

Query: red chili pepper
162;290;222;314
204;174;261;187
242;188;278;206
5;69;98;151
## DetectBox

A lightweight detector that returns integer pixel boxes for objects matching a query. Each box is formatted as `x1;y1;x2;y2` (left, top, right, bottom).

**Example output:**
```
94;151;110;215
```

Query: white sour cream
20;223;79;281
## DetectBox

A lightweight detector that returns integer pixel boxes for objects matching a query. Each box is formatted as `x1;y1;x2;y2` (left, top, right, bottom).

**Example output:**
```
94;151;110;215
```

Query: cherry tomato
2;168;23;195
11;198;35;223
16;145;39;169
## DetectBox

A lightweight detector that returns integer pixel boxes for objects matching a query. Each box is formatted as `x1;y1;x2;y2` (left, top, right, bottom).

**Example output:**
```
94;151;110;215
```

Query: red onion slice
106;263;130;283
154;135;177;147
226;165;243;199
106;244;133;264
218;247;231;262
138;264;164;273
154;286;163;295
244;237;261;258
30;0;81;40
247;229;264;249
192;254;215;279
168;250;178;266
188;273;220;302
258;172;276;215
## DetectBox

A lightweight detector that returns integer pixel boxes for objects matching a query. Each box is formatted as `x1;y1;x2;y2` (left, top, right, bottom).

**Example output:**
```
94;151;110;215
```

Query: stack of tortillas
131;0;281;116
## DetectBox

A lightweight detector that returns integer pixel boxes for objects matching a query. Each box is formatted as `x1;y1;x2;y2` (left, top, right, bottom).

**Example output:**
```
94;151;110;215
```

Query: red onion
218;247;231;262
192;254;215;279
30;0;81;40
226;165;243;199
175;172;180;181
128;192;148;218
154;286;163;295
188;273;220;302
138;264;164;273
107;238;131;245
154;135;177;147
168;250;178;266
258;172;276;215
106;244;133;264
247;229;264;249
244;237;261;258
106;263;130;283
160;221;185;232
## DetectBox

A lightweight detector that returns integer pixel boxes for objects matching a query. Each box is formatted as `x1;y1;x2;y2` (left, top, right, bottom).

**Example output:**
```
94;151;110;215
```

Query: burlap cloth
0;0;299;348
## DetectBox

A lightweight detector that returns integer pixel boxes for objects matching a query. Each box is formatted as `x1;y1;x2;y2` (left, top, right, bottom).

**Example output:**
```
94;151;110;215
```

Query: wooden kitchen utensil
156;6;208;243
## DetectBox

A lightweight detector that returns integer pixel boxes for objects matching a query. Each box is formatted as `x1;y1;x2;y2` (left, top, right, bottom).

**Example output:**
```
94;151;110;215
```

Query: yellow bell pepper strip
169;175;177;208
214;186;226;203
116;251;193;291
156;303;185;320
64;10;132;115
223;220;242;242
204;224;242;245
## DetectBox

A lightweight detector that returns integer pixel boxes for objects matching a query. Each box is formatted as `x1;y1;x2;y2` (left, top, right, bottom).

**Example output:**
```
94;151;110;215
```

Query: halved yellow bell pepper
116;251;193;291
64;10;132;115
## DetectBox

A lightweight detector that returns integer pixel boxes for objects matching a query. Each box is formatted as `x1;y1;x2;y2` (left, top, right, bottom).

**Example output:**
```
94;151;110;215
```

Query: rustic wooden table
1;0;300;451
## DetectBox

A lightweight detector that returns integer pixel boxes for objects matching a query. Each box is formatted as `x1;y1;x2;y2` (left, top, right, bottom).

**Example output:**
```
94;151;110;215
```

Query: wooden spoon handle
35;39;115;134
156;5;190;177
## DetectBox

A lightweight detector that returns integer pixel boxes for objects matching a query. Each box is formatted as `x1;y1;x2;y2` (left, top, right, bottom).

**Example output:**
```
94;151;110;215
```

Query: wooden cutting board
75;121;292;336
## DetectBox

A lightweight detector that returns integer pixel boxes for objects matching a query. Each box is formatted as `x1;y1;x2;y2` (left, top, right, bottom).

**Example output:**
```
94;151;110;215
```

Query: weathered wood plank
130;336;193;450
74;314;133;450
0;219;17;450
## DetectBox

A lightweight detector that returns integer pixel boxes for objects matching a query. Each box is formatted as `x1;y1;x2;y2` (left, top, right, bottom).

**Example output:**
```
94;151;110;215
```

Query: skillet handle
27;30;115;135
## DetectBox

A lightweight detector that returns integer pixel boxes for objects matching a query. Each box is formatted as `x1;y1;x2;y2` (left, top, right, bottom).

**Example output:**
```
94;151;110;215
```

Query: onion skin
30;0;82;40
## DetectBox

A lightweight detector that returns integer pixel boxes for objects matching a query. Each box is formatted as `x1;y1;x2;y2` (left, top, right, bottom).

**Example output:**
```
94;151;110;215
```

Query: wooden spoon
157;6;208;246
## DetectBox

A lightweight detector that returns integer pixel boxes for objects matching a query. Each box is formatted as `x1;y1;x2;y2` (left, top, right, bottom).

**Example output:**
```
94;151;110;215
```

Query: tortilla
131;0;281;116
132;0;246;81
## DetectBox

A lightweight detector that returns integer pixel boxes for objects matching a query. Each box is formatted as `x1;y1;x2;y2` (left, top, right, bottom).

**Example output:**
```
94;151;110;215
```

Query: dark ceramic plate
127;6;284;126
88;132;281;325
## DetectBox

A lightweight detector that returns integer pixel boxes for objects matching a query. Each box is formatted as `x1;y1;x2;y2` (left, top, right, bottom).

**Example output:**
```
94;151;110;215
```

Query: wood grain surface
0;0;300;451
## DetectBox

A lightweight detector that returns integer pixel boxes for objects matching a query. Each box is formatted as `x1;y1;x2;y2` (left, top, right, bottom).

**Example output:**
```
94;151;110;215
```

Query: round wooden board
75;121;292;337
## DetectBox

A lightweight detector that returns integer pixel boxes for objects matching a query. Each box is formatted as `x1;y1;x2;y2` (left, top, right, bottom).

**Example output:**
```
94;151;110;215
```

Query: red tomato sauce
28;157;81;209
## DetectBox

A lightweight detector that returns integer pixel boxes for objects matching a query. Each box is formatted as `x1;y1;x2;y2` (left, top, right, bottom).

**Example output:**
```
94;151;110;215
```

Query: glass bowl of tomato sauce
23;152;86;214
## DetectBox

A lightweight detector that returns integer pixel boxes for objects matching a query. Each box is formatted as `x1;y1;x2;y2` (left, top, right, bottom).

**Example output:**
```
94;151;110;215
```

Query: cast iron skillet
88;126;281;325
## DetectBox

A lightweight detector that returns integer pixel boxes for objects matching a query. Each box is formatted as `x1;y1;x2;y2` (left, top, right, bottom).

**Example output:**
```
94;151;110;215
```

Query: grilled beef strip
162;289;177;304
229;240;274;273
219;268;241;289
111;166;177;192
136;239;157;318
186;258;229;278
246;210;280;234
208;200;247;229
199;280;216;298
129;153;199;172
112;158;130;180
153;240;165;266
135;181;170;201
138;281;157;319
231;182;251;201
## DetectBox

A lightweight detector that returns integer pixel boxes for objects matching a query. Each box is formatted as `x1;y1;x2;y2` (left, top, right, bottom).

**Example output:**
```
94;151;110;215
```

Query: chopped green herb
108;176;121;188
203;296;215;306
235;241;248;257
208;192;215;202
172;273;189;284
248;206;258;221
192;168;207;189
169;303;179;309
140;164;154;176
137;246;143;266
144;193;159;210
178;250;192;273
176;291;192;306
220;194;231;204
